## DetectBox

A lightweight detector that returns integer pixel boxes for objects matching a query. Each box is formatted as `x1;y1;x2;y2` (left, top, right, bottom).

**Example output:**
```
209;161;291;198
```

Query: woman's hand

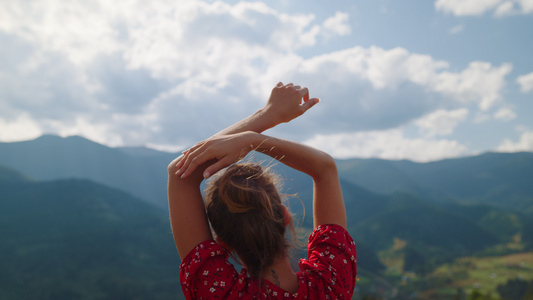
263;82;320;125
175;132;259;179
174;82;319;179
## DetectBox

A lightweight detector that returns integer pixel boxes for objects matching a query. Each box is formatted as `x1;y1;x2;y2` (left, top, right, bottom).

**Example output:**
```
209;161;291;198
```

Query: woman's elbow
167;158;180;177
323;153;338;172
314;152;338;180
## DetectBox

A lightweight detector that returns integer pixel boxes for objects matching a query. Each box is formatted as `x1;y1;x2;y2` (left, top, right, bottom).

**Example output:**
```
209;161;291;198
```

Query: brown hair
205;162;295;279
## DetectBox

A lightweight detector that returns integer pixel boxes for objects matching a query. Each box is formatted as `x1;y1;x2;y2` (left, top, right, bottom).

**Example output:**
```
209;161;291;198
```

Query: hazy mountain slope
0;167;184;300
336;158;425;195
115;146;172;157
437;202;533;249
403;152;533;212
0;165;33;183
3;135;532;214
0;135;175;208
350;193;502;267
337;152;533;213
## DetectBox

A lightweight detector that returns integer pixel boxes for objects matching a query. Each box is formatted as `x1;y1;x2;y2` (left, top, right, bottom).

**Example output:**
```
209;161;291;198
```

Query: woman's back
180;224;356;299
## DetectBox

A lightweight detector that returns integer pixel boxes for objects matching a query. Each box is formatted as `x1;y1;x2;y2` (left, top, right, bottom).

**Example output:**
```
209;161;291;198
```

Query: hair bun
215;163;278;214
204;162;292;279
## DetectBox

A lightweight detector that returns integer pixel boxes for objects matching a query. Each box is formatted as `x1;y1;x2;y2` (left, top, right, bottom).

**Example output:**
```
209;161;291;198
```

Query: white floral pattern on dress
179;224;356;299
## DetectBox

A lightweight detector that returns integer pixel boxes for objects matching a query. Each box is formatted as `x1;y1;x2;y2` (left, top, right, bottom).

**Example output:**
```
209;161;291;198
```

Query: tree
497;278;533;300
455;288;466;300
468;289;483;300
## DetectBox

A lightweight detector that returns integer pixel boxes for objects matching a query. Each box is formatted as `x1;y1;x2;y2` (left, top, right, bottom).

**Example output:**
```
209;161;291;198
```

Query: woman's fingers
175;140;209;175
179;148;212;179
175;151;193;175
293;86;309;103
297;87;309;102
203;156;233;179
175;155;190;177
273;82;311;103
301;97;320;112
176;143;206;178
174;154;186;171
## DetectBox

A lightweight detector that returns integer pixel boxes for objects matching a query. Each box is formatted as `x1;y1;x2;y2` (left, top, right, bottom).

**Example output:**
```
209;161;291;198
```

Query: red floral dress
180;224;357;299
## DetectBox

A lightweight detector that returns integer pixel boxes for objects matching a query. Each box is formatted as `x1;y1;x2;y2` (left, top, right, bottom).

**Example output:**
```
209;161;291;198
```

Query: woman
168;82;356;299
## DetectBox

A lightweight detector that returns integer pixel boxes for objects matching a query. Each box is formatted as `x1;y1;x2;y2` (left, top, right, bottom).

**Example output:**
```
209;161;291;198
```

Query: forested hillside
0;166;183;300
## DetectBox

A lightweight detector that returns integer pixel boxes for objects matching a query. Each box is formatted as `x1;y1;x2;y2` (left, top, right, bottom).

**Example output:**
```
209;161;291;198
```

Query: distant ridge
0;135;176;208
2;134;532;213
336;151;533;213
0;165;33;183
116;146;173;157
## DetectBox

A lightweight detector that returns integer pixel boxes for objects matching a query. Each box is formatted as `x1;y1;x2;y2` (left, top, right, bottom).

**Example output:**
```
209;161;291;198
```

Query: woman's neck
262;255;298;293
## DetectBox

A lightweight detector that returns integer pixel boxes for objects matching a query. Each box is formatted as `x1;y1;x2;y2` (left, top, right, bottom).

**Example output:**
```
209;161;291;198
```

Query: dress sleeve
299;224;357;299
179;240;238;300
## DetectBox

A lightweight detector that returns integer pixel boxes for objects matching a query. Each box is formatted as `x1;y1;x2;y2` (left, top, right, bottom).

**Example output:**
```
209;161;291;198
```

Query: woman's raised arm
177;132;347;230
254;134;347;230
168;83;319;259
213;82;317;137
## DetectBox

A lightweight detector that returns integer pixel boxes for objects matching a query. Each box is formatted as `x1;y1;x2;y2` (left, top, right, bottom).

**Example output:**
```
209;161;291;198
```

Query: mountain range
1;135;532;299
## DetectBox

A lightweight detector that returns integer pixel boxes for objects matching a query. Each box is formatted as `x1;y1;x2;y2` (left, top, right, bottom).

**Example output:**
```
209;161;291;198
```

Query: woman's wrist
241;131;262;148
256;107;282;130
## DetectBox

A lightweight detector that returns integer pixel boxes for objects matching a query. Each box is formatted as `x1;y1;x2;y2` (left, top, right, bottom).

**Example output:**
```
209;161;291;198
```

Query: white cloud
284;47;510;120
473;112;492;123
303;129;468;162
0;113;42;142
414;108;469;137
494;107;517;121
432;62;512;110
517;72;533;93
0;0;338;76
495;0;533;15
0;0;348;146
449;24;465;34
521;0;533;13
435;0;533;16
55;116;125;146
322;11;351;37
435;0;501;16
280;46;436;90
497;130;533;152
120;1;327;80
0;0;517;161
495;1;516;16
0;0;123;67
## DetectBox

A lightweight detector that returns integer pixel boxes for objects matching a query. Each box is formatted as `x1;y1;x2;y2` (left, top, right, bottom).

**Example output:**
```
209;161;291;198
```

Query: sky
1;0;532;162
